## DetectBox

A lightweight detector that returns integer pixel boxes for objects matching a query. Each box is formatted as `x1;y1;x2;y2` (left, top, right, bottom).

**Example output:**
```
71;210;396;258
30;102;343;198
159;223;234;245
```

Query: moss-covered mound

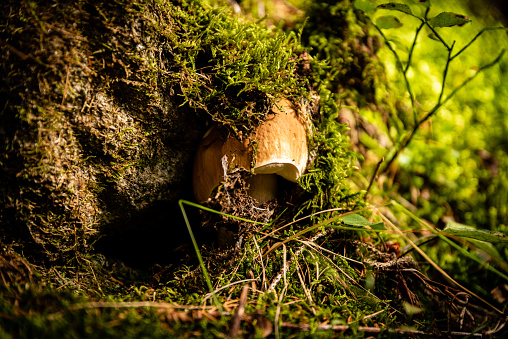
0;0;316;262
1;0;197;261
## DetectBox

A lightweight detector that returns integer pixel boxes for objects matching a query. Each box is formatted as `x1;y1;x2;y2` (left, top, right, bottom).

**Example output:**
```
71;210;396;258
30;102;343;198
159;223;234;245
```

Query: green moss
161;0;308;134
293;0;376;216
298;0;384;104
1;283;174;338
298;89;365;215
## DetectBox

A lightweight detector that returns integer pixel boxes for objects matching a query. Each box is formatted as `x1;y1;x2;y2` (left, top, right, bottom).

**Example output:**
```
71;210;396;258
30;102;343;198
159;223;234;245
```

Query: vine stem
437;41;455;105
451;27;507;61
404;21;425;76
370;19;418;124
382;49;505;173
371;8;506;174
179;200;223;312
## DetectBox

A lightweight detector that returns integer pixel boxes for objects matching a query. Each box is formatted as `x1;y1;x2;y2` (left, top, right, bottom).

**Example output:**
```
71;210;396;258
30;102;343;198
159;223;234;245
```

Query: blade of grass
392;201;508;281
202;278;257;302
178;199;223;312
180;199;271;226
264;215;394;258
252;235;267;291
381;202;504;315
179;199;277;311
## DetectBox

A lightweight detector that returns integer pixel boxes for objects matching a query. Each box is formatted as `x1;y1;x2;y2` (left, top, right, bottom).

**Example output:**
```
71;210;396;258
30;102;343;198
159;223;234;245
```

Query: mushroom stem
192;98;309;203
246;174;278;202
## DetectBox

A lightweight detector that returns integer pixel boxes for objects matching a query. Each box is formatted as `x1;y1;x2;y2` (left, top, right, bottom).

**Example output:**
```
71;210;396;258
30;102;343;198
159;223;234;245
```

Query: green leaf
428;12;471;28
378;3;413;15
443;221;508;243
342;214;386;230
371;222;386;230
353;0;377;14
376;15;403;29
414;0;431;8
343;214;371;226
467;239;504;263
427;33;440;41
403;302;423;315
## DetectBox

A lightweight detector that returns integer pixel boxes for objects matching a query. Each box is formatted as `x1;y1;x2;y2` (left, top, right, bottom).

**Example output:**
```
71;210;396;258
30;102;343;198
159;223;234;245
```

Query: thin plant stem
364;157;384;201
404;21;425;76
437;41;455;105
382;49;505;173
451;27;507;61
420;48;505;127
178;200;223;312
425;22;450;50
436;49;506;110
370;19;418;123
405;21;426;124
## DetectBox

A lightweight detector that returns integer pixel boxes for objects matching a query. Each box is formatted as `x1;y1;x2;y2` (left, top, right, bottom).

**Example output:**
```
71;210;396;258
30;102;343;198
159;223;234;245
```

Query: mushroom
192;98;310;203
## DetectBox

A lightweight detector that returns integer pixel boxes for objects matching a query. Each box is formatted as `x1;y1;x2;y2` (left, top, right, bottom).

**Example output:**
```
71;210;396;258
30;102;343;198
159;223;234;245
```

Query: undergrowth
2;0;508;338
351;0;508;312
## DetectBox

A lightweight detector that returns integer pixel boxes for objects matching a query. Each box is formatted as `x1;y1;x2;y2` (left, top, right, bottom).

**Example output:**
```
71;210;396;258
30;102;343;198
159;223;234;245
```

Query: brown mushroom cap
250;99;308;181
192;98;309;203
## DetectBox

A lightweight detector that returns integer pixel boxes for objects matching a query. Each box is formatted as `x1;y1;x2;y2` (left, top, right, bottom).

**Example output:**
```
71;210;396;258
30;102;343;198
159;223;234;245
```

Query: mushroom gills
252;162;300;182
